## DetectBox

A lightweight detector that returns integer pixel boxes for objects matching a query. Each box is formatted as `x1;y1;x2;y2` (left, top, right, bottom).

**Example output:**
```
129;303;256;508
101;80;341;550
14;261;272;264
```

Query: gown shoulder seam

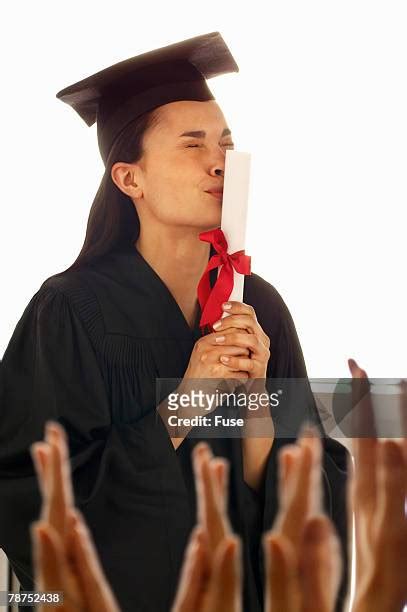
40;274;107;348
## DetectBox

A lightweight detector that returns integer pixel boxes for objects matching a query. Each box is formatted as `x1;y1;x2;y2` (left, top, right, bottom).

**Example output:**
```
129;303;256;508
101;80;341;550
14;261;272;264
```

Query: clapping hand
348;359;407;612
263;427;342;612
30;421;120;612
171;442;242;612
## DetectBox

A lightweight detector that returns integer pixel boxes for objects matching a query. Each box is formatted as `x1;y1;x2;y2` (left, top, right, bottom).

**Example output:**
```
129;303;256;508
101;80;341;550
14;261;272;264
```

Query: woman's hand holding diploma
211;300;274;490
162;300;271;451
166;299;274;487
187;300;271;395
211;300;270;380
160;310;253;448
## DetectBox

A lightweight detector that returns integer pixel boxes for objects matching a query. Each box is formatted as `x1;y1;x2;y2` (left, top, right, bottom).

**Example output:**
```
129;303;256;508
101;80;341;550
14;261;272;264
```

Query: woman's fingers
212;330;265;356
213;302;270;351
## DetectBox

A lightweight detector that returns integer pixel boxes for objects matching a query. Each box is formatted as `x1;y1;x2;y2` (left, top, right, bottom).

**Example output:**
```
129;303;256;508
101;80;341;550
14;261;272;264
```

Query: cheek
148;156;186;189
143;154;207;220
154;159;200;199
143;176;189;222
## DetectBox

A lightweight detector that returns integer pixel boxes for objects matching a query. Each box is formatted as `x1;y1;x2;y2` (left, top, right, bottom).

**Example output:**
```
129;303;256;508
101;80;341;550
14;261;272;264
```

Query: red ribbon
197;227;251;332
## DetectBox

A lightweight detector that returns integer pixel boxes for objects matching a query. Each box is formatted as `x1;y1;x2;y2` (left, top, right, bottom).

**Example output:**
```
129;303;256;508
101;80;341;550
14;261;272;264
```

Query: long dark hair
61;108;161;273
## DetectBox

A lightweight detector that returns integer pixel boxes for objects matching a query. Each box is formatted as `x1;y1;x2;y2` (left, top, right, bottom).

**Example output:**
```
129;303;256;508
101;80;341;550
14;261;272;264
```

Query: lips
205;189;224;200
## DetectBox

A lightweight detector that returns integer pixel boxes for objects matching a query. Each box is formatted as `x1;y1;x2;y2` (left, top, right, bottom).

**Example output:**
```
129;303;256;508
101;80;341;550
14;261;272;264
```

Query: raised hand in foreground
348;359;407;612
263;427;342;612
171;442;242;612
30;422;120;612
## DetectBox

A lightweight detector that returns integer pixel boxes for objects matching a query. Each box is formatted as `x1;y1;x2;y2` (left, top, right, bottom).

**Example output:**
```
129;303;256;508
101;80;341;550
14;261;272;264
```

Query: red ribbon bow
197;227;251;332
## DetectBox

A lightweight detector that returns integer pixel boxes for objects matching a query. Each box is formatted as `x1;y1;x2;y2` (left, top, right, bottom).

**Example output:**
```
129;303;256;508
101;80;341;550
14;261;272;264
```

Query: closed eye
186;143;235;148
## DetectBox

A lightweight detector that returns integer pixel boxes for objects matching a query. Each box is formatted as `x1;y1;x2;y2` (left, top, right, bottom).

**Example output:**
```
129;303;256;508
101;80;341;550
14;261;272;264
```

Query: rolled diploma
219;150;251;320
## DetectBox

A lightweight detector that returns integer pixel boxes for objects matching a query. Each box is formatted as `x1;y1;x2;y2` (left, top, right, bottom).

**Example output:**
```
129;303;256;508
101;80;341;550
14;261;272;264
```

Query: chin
201;223;221;231
199;215;222;231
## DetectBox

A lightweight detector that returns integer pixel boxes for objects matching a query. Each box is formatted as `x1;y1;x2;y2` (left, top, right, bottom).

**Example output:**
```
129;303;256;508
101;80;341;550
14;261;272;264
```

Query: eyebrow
179;128;232;138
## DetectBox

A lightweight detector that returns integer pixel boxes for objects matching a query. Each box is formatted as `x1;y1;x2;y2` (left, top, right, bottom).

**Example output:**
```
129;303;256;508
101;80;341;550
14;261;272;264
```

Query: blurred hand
263;427;342;612
349;359;407;612
30;421;120;612
171;442;242;612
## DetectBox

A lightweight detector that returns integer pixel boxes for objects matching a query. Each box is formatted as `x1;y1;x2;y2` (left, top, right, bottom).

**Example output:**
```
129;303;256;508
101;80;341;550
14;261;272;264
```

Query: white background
1;1;406;377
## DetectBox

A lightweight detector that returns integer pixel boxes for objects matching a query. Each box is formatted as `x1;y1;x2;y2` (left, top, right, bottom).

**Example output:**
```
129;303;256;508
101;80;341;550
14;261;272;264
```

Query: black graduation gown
0;244;349;612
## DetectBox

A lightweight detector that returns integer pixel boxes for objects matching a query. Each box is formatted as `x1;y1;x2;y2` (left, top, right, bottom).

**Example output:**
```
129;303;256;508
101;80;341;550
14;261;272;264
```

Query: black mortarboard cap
56;31;239;165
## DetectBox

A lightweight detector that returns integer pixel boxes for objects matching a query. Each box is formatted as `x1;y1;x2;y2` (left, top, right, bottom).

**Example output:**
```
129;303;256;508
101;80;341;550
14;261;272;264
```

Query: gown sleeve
0;282;191;612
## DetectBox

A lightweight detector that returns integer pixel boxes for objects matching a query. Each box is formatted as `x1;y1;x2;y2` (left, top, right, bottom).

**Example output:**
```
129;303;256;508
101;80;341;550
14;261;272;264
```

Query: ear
111;162;143;199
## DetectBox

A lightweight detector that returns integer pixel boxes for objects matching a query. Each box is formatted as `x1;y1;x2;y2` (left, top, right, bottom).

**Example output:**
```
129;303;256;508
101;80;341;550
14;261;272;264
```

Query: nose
207;144;226;178
209;158;225;178
209;163;225;178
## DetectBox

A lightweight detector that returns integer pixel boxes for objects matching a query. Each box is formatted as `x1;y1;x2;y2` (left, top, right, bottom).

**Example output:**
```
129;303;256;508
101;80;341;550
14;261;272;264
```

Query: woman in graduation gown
0;33;348;612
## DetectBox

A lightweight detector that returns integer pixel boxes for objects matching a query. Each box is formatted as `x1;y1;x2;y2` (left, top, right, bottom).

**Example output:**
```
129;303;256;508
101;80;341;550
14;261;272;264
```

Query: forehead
154;100;228;132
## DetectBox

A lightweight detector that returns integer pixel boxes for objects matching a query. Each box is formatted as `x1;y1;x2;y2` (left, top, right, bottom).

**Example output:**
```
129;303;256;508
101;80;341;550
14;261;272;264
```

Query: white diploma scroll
219;150;251;320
